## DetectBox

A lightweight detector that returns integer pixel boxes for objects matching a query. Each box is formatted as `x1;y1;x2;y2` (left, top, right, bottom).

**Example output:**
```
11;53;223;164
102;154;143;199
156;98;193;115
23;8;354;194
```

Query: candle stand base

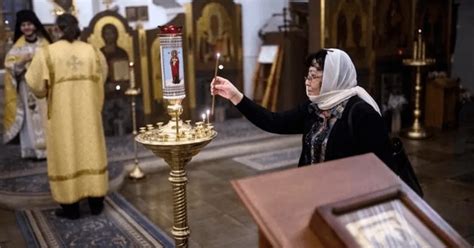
402;56;435;141
135;99;216;247
401;127;431;140
128;162;145;180
125;85;145;180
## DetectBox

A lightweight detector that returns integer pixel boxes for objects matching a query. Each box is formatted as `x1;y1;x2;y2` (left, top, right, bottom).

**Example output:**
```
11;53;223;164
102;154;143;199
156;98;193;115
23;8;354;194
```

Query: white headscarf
307;48;381;115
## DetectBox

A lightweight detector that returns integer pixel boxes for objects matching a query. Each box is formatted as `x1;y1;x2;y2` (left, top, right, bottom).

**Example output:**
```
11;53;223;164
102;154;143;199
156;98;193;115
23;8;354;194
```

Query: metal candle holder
135;99;216;247
402;29;435;139
126;62;145;179
135;23;216;248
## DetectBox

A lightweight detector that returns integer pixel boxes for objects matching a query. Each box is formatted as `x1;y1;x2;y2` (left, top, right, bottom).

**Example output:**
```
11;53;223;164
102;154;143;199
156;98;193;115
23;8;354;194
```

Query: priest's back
25;39;109;204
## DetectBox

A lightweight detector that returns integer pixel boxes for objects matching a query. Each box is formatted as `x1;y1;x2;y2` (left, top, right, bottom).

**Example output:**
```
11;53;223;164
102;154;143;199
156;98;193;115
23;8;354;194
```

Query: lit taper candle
129;62;136;89
211;53;221;116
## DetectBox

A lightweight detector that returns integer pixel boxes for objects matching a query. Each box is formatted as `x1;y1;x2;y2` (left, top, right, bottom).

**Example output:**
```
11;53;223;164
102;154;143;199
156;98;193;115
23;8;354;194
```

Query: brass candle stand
402;29;435;139
126;62;145;179
135;99;217;247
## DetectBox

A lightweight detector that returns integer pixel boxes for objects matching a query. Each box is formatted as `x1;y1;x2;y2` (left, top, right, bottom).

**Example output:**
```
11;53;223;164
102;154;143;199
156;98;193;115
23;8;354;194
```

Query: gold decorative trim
49;167;108;181
150;35;163;102
330;0;367;48
137;23;151;114
196;2;234;62
55;75;100;85
321;0;325;48
87;16;134;64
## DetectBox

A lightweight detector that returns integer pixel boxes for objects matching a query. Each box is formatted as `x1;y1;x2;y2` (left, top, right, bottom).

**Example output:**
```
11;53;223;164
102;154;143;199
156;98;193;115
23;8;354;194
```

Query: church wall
32;0;95;27
452;0;474;93
32;0;171;29
96;0;170;29
237;0;287;98
30;0;290;100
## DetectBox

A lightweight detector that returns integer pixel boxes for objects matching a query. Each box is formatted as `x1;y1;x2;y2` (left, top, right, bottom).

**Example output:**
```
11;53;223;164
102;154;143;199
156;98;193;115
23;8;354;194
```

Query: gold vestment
3;36;49;159
25;40;108;203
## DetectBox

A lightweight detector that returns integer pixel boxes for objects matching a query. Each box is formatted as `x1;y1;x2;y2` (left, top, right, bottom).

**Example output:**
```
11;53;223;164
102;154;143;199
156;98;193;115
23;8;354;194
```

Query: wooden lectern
232;153;470;248
425;77;459;129
252;45;283;111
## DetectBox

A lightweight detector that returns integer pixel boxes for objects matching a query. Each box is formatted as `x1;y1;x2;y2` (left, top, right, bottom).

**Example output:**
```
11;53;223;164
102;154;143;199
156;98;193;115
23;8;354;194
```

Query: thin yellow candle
413;41;418;60
421;41;425;61
417;29;422;60
175;109;180;140
211;53;221;116
129;62;136;89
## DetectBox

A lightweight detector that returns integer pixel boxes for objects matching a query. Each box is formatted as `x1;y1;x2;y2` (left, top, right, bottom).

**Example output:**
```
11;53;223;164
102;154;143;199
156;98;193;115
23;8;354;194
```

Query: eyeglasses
304;75;316;81
304;71;323;81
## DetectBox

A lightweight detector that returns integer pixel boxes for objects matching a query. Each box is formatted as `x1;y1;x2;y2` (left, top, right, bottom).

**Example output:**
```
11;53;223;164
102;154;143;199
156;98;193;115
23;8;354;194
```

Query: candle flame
216;53;221;58
206;109;210;115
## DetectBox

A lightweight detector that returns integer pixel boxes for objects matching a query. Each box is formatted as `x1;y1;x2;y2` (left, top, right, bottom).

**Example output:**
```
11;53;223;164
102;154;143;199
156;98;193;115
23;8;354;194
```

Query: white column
32;0;56;24
236;0;286;98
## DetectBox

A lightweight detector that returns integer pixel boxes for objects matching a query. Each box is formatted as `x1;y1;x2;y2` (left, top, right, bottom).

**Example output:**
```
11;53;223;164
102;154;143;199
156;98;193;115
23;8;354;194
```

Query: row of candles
412;29;426;61
139;120;213;142
179;52;221;140
201;109;211;124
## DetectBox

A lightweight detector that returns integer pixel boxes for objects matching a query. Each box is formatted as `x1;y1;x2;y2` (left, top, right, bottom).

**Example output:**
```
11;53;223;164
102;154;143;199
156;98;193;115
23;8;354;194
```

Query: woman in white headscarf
211;48;396;170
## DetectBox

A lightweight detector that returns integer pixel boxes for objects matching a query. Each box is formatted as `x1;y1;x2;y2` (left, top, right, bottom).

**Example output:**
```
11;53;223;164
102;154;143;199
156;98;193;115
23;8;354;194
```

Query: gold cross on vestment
67;55;83;70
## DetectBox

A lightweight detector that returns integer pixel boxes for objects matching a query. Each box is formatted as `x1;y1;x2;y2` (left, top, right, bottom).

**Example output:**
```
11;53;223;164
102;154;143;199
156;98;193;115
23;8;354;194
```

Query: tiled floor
0;119;473;247
118;125;474;247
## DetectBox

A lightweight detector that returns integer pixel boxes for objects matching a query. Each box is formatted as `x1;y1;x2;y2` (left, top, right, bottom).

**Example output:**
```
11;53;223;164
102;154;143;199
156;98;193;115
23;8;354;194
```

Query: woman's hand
211;76;243;105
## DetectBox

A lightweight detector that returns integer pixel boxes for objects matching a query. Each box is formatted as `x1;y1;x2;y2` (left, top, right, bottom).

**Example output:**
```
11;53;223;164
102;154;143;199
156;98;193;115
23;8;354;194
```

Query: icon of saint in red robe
170;50;180;84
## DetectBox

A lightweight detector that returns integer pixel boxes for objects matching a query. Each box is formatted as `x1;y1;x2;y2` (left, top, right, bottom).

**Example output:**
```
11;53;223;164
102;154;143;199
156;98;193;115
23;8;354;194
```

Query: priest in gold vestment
25;14;108;219
3;10;52;159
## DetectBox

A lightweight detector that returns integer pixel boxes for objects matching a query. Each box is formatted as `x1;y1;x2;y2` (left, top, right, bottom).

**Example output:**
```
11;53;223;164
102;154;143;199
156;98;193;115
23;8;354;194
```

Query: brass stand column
136;99;216;247
402;60;434;139
126;62;145;179
402;29;435;139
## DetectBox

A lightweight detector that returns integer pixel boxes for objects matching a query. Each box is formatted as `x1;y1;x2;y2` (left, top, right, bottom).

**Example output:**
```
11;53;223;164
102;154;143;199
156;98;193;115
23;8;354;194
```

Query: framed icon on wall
125;6;148;22
125;6;137;22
